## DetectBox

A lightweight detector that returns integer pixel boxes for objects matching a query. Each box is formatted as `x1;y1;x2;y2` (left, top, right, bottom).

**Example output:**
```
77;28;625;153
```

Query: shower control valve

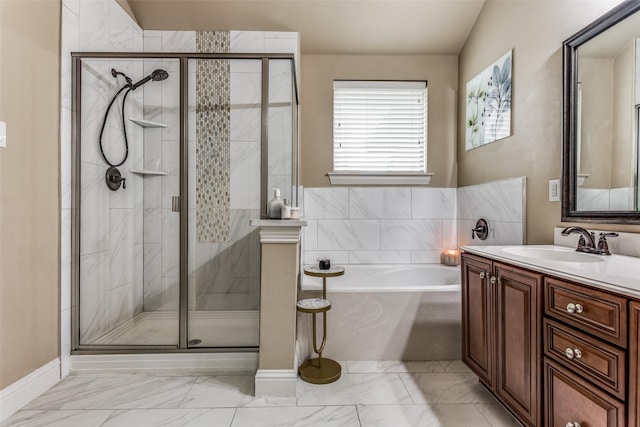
105;166;126;191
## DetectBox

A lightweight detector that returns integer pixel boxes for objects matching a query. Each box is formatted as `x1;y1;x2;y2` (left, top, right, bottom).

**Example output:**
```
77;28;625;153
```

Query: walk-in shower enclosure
71;52;298;351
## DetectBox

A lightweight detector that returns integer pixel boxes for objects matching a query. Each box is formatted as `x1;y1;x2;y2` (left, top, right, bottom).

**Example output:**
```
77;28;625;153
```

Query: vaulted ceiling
123;0;486;55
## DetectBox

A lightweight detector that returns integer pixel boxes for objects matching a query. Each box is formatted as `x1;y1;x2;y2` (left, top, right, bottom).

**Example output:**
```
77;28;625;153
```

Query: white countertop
461;245;640;299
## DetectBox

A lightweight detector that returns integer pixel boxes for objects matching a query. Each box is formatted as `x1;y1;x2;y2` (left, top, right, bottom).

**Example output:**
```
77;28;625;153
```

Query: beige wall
612;40;635;188
579;57;614;188
458;0;640;244
301;55;458;188
0;1;61;388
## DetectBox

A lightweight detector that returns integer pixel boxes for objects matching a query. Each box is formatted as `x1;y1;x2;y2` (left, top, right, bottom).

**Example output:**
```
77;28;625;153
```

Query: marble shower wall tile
230;31;265;53
79;252;109;343
79;0;110;51
65;0;147;345
161;31;196;52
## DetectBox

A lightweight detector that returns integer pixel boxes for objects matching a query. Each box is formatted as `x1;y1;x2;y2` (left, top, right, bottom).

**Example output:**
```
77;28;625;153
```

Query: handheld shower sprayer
99;68;170;190
131;69;169;90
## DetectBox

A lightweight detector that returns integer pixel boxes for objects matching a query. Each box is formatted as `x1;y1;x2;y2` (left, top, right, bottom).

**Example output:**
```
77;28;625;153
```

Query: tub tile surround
302;177;525;266
1;364;517;427
456;176;526;248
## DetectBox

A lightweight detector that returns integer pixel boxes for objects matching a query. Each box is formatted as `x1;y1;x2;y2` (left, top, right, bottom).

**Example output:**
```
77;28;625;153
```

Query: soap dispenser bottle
268;188;283;219
281;199;291;219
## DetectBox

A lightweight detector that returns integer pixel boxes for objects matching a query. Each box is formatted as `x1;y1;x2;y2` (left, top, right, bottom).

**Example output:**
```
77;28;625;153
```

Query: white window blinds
333;80;427;173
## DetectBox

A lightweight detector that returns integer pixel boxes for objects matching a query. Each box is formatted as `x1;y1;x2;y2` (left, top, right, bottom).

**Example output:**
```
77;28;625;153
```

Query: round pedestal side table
297;265;345;384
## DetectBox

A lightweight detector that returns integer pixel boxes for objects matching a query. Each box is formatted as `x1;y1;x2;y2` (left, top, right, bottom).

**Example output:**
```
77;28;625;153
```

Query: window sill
327;172;433;185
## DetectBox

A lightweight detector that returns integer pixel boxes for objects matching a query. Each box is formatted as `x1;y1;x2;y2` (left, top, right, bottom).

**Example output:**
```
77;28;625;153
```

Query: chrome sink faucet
561;226;618;255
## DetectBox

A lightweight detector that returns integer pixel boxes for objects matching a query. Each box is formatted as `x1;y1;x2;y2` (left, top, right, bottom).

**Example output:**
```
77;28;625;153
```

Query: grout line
395;372;416;405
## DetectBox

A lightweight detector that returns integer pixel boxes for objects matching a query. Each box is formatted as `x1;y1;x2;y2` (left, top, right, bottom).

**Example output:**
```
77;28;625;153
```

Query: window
330;80;431;185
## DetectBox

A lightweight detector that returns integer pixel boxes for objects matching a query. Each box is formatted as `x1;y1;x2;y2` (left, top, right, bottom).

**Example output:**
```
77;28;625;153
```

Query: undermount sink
501;246;605;263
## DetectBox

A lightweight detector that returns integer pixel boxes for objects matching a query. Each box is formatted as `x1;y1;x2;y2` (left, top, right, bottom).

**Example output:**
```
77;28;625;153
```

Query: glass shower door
77;57;181;347
186;58;262;348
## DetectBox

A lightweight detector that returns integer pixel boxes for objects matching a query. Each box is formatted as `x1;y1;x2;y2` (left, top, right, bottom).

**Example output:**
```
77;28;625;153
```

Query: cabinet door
495;263;542;427
461;253;494;387
629;301;640;427
545;359;625;427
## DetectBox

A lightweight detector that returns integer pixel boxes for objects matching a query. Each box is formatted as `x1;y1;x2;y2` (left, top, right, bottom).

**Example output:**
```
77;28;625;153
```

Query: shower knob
105;166;126;191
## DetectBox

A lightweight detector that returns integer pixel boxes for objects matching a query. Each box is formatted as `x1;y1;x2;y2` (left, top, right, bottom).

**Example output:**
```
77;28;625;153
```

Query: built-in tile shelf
128;117;167;128
129;169;168;176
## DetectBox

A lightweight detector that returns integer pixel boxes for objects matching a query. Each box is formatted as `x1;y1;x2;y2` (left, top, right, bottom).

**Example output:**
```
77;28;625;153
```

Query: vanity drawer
543;318;625;400
544;359;625;427
544;277;627;347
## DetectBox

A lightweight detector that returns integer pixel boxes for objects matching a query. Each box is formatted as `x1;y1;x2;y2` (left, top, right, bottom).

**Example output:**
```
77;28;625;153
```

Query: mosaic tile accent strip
196;31;231;243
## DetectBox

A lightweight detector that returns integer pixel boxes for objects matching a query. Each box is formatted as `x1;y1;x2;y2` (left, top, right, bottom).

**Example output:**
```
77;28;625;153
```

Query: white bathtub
301;264;461;292
297;264;462;361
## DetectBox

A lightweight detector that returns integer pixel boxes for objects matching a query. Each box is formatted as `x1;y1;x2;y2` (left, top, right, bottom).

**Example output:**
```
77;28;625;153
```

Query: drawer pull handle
565;348;583;360
566;303;584;314
490;276;497;285
566;422;582;427
479;272;486;279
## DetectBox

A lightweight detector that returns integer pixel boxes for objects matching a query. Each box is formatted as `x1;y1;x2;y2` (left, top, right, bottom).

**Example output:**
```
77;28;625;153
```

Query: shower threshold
90;310;259;347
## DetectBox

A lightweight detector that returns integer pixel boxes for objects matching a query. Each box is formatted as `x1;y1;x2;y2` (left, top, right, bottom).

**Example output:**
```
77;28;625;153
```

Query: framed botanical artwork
465;49;512;150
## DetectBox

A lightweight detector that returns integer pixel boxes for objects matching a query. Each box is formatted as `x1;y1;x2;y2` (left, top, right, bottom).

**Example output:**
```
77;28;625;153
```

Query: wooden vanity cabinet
462;251;640;426
629;302;640;427
461;253;542;427
461;254;494;387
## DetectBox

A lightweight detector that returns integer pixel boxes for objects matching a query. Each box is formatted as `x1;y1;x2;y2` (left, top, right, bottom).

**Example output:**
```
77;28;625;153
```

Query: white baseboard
0;359;61;422
254;368;298;397
69;352;258;375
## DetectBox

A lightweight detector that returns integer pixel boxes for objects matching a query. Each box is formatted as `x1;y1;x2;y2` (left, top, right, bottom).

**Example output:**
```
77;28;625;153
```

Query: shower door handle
172;196;181;212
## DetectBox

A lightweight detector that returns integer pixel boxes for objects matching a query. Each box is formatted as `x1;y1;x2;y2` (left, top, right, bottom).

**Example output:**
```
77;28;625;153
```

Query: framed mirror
562;0;640;223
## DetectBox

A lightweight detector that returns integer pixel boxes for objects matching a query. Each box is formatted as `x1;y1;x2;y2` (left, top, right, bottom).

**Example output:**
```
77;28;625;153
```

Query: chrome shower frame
70;52;299;353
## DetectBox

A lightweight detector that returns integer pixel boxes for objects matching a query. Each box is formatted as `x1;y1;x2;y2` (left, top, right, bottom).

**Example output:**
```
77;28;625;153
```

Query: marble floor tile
0;409;113;427
60;375;196;409
297;373;413;406
346;360;445;374
475;402;520;427
231;405;359;427
22;376;95;410
357;403;494;427
179;375;256;408
2;361;518;427
439;360;472;373
399;372;495;404
101;408;236;427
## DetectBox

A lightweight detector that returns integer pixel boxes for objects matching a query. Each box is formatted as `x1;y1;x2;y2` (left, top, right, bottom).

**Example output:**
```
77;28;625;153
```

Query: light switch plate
549;179;560;202
0;121;6;148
